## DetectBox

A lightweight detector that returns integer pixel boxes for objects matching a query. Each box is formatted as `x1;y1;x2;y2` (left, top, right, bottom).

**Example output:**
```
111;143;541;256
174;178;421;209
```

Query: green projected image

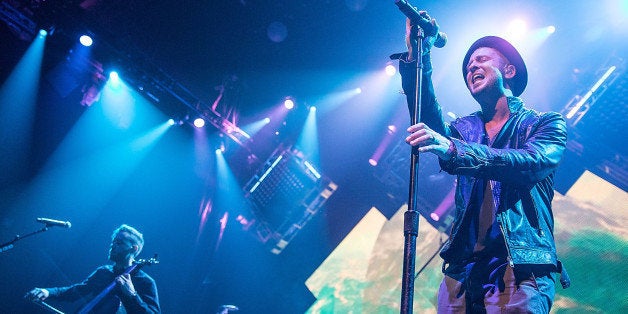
305;171;628;313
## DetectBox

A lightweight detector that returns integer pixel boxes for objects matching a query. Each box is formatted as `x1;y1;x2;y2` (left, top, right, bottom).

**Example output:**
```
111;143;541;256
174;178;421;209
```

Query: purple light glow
236;214;254;231
369;125;398;167
430;187;455;222
196;198;213;243
215;212;228;253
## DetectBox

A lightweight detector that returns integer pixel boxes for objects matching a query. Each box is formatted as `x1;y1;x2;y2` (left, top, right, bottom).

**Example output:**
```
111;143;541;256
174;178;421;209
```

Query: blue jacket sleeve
398;52;449;137
45;268;107;302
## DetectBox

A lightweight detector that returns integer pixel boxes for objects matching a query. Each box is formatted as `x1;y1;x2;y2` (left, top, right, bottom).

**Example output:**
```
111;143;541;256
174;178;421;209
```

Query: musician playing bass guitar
25;224;160;313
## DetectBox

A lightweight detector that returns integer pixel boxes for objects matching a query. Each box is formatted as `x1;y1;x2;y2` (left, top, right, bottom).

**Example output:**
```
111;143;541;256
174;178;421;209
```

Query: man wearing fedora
399;13;570;313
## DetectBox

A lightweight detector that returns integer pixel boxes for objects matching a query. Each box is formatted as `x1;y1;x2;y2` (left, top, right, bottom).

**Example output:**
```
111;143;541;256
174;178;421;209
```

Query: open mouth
472;73;484;84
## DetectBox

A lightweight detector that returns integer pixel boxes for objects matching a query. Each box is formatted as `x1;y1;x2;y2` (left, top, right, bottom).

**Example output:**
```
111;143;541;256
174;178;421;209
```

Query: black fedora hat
462;36;528;97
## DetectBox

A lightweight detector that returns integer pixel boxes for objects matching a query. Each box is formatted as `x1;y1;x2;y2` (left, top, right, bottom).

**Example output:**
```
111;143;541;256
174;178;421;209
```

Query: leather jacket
400;54;570;288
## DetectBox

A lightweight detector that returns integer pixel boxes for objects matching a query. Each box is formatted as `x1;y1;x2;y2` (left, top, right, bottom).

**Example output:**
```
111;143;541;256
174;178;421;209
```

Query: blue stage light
79;35;93;47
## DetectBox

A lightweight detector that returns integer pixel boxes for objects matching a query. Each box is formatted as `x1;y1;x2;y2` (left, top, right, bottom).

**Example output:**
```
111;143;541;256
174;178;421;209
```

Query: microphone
36;218;72;228
394;0;447;48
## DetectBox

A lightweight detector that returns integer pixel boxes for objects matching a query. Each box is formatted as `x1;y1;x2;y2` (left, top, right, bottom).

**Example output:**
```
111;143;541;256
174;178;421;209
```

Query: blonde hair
112;224;144;257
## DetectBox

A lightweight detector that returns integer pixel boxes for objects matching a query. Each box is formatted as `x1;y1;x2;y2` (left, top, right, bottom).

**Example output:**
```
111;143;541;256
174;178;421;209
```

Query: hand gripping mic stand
400;24;425;314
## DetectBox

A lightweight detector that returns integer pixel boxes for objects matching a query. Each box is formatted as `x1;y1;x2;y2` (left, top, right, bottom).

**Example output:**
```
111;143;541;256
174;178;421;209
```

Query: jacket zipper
498;218;514;268
493;180;514;269
486;119;516;269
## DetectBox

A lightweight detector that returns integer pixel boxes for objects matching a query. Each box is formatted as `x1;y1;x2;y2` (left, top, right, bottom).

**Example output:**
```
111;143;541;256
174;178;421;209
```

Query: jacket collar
478;96;524;121
506;96;524;113
452;97;526;143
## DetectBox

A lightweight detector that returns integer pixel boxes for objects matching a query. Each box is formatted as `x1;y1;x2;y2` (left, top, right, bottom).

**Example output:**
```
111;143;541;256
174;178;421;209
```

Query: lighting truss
562;64;622;127
243;145;337;254
560;57;627;191
116;64;252;147
0;2;37;41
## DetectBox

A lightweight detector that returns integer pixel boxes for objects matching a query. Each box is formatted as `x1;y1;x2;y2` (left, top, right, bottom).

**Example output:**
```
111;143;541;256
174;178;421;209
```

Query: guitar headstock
135;254;159;266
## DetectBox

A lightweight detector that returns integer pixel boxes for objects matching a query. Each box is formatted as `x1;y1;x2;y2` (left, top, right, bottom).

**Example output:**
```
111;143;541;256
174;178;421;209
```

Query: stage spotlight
284;98;295;109
546;25;556;34
263;117;271;124
385;64;397;76
213;141;226;153
355;87;362;94
79;35;93;47
108;71;122;89
38;26;55;37
167;119;175;126
506;19;528;40
309;106;317;112
194;118;205;128
369;158;378;166
109;71;119;81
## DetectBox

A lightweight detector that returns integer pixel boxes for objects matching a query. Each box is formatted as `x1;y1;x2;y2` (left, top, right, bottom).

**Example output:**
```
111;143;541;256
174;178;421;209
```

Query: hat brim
462;36;528;97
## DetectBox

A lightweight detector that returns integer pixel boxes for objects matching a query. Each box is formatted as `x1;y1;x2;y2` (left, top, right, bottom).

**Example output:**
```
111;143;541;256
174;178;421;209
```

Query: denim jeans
437;257;555;313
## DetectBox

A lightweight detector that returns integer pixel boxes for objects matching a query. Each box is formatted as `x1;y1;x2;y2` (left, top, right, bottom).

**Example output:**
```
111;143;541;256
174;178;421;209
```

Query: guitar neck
122;263;139;276
77;258;157;314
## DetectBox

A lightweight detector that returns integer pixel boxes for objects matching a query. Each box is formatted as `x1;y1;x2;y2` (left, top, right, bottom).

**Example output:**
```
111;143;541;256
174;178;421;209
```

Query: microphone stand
400;24;424;314
0;226;51;253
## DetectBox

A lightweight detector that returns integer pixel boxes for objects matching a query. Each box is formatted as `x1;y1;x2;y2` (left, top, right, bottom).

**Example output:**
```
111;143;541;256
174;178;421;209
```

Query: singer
399;12;570;313
25;224;160;313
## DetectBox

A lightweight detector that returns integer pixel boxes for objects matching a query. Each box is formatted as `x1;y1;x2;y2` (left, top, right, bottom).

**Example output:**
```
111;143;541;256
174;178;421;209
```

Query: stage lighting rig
243;145;337;254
